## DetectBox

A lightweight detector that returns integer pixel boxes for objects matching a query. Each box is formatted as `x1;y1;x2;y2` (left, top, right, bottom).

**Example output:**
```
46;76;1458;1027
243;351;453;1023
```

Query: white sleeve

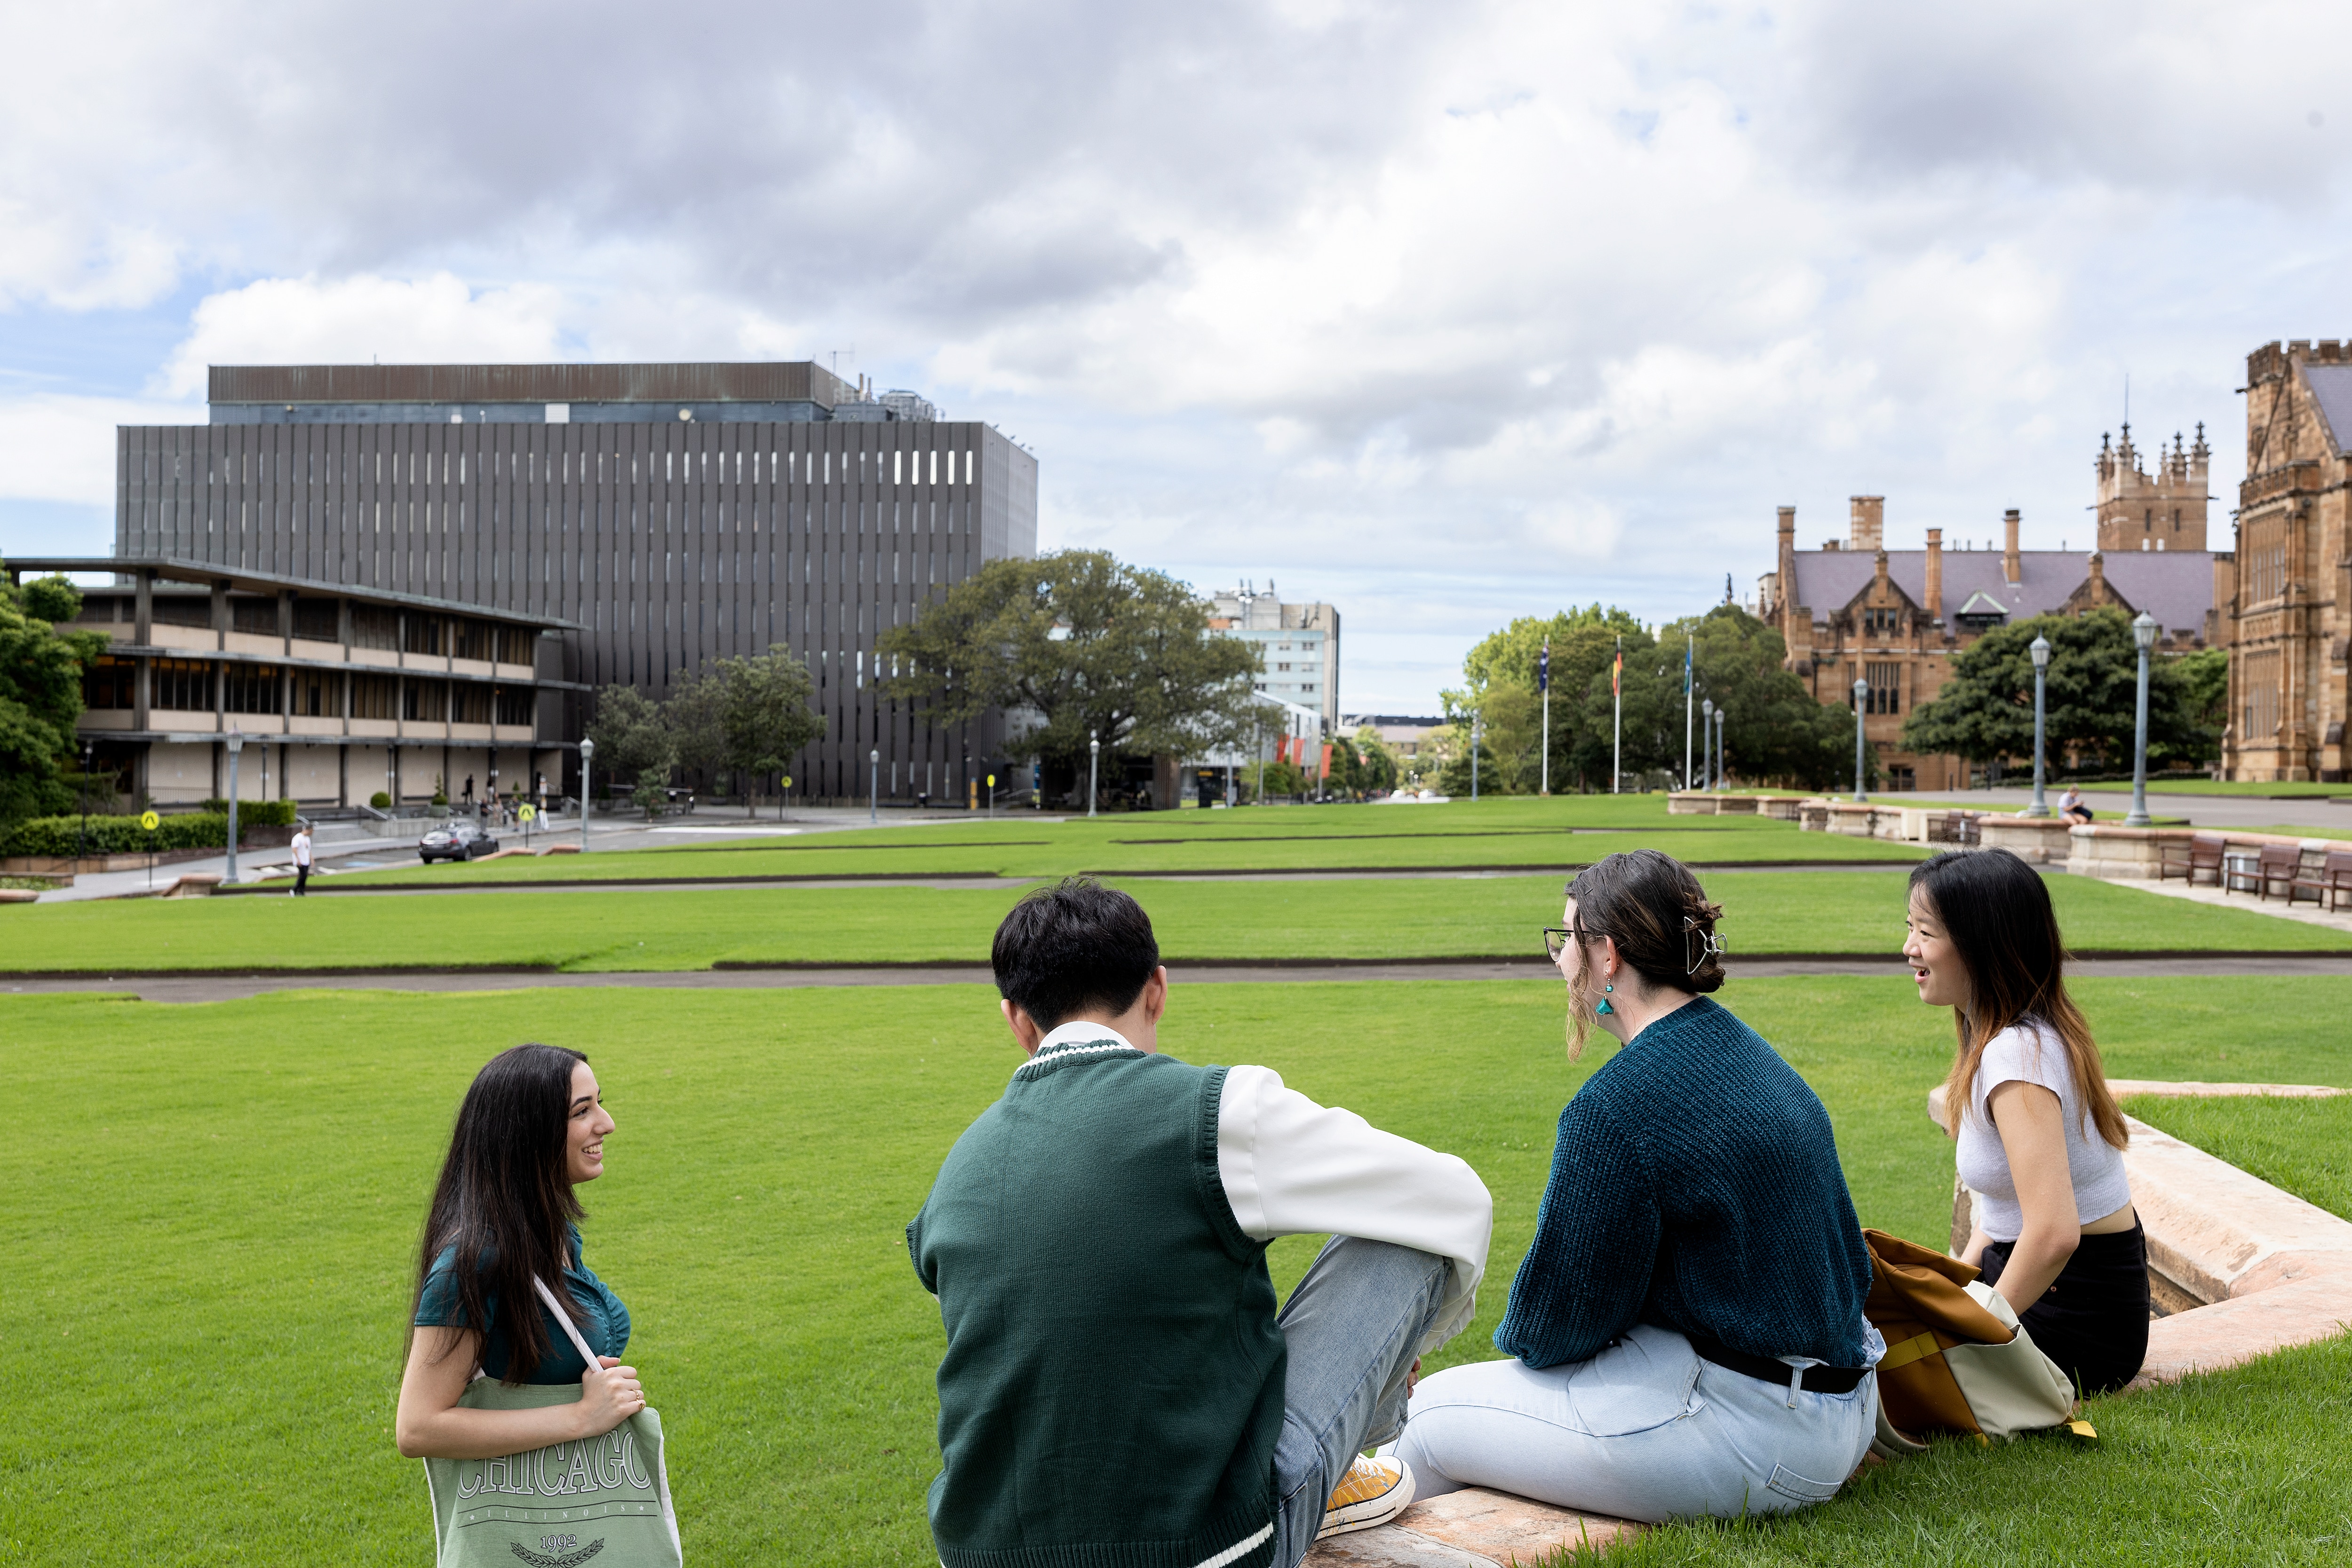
1217;1064;1493;1351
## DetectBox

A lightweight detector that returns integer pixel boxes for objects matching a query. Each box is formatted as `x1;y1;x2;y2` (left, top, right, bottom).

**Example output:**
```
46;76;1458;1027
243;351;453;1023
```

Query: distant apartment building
110;361;1038;804
1207;581;1341;733
1757;428;2220;790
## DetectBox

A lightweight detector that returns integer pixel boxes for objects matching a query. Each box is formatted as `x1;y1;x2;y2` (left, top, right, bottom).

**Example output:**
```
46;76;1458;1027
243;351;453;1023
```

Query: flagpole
1611;634;1622;795
1539;639;1551;797
1683;634;1693;790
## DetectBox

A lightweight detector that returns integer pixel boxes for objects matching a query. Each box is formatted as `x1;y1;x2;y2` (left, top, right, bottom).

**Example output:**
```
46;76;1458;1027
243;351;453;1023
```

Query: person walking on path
908;877;1494;1568
1386;849;1880;1523
289;820;312;897
1904;848;2147;1393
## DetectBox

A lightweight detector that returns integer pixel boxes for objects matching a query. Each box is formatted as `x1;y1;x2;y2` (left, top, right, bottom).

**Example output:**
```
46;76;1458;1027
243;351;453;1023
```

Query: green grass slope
2;975;2345;1565
7;869;2346;974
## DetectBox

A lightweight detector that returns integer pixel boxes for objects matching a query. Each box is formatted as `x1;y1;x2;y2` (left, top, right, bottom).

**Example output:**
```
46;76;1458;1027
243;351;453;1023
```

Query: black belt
1687;1335;1869;1394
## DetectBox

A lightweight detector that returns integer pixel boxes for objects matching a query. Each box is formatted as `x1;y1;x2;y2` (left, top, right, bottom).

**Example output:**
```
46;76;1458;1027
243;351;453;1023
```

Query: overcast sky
5;0;2351;711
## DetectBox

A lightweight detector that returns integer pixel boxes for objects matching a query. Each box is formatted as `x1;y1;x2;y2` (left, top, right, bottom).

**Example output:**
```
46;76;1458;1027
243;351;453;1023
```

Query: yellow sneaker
1317;1454;1415;1539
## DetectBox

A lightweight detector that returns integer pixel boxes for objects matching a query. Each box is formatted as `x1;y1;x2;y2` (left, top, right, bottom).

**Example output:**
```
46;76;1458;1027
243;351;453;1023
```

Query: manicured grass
8;870;2349;975
2123;1095;2352;1222
2082;779;2352;798
324;798;1926;886
3;975;2346;1565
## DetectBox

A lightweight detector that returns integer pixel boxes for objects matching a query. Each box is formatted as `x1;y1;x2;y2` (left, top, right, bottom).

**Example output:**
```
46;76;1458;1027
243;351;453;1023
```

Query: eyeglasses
1542;927;1599;962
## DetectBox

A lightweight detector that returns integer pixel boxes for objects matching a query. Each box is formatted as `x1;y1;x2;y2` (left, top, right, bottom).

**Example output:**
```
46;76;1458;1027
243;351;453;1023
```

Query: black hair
1909;850;2126;1149
1563;850;1726;1053
409;1043;592;1383
992;876;1161;1030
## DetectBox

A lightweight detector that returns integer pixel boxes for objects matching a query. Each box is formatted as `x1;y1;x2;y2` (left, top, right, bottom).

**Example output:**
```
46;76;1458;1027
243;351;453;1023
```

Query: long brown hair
409;1043;591;1382
1910;850;2127;1149
1563;850;1727;1058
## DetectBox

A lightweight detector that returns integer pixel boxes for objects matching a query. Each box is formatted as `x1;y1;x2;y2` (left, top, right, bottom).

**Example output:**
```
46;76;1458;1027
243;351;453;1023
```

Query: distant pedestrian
290;820;313;897
463;773;476;804
2058;785;2093;825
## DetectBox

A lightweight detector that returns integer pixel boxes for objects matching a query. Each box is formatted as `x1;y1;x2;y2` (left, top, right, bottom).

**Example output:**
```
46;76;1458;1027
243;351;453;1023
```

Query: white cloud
156;273;570;397
0;393;198;505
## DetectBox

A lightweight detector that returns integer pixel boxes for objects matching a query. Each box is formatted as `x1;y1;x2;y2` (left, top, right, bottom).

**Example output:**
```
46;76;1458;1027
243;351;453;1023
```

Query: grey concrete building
113;362;1039;803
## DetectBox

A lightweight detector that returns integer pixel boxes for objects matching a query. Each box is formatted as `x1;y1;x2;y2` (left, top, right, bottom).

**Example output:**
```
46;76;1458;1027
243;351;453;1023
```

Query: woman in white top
1901;847;2147;1392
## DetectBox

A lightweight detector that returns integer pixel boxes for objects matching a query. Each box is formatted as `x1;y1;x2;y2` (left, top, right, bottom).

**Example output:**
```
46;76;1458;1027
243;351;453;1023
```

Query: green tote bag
421;1278;682;1568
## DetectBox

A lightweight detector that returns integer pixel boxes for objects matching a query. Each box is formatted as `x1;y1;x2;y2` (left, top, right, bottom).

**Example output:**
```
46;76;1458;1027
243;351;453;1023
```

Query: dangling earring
1596;982;1615;1017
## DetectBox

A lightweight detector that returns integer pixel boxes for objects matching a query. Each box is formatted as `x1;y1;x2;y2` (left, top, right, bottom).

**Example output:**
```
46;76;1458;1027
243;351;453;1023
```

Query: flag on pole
1684;639;1692;694
1538;641;1549;694
1613;647;1622;697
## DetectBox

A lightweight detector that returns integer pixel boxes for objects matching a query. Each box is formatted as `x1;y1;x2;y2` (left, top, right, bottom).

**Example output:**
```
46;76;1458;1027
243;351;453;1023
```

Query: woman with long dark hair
1903;848;2145;1393
394;1043;645;1458
1387;850;1879;1522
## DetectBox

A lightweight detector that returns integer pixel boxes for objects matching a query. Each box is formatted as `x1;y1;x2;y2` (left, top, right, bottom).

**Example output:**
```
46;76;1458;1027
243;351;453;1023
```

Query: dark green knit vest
907;1044;1284;1568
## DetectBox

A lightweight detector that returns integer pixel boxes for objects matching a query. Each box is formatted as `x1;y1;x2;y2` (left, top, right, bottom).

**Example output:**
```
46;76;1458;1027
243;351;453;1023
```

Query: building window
1864;661;1901;715
152;596;210;629
290;670;329;717
2242;650;2280;741
292;598;339;642
82;657;136;710
351;607;399;651
495;687;534;726
153;658;210;710
2244;519;2288;603
403;678;447;722
229;597;278;636
223;664;280;715
404;615;444;657
452;683;493;724
352;675;398;719
1863;607;1899;636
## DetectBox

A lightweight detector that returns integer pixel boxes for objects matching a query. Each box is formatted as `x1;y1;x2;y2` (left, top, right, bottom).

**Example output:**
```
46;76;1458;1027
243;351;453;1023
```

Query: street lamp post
1089;732;1100;819
1851;678;1870;803
1470;711;1481;802
1715;707;1727;790
224;730;244;883
1700;700;1714;791
869;748;880;825
577;737;594;852
2126;612;2159;827
2027;635;2053;818
79;740;93;867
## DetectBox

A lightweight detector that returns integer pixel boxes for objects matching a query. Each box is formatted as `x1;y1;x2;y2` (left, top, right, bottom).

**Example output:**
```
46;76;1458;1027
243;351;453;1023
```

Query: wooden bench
2159;832;2226;888
2251;843;2315;904
2292;846;2352;913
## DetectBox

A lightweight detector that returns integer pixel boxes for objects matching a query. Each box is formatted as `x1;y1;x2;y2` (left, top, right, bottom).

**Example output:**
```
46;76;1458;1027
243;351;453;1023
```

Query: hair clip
1685;918;1727;975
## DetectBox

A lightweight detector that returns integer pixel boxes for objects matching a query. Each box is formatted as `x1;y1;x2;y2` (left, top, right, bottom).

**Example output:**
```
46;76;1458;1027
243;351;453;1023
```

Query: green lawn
2082;779;2352;798
8;870;2349;975
323;797;1926;886
2124;1095;2352;1222
3;975;2346;1565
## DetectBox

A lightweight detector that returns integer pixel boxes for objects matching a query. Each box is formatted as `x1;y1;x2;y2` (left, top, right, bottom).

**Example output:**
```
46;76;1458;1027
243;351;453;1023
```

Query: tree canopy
1438;604;1860;791
1900;609;2215;771
877;549;1271;800
0;565;103;823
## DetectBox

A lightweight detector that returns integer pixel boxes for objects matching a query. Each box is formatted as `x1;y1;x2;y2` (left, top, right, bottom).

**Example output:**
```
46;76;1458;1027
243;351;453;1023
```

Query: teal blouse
413;1224;631;1383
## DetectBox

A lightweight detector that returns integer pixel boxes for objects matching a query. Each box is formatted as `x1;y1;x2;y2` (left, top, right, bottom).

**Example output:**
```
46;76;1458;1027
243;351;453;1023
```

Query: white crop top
1953;1020;2132;1242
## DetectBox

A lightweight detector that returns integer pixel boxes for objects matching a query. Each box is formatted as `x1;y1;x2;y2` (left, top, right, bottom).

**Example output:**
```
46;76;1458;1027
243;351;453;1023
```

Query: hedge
2;812;231;858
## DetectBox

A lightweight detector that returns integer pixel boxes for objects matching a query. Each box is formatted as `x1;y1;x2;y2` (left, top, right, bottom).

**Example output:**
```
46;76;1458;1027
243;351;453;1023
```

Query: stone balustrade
2062;823;2342;882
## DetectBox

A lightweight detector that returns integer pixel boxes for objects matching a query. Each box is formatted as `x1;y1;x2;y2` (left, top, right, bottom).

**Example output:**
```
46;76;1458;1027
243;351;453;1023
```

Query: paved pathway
2129;876;2352;936
8;952;2344;1004
1923;786;2352;832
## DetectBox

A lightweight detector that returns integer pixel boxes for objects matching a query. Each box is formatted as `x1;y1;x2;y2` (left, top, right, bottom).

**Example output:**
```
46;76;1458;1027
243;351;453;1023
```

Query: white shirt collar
1020;1019;1142;1074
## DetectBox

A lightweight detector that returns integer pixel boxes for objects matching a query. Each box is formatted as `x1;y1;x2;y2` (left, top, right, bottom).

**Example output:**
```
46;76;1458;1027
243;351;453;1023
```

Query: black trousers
293;864;310;896
1979;1221;2150;1394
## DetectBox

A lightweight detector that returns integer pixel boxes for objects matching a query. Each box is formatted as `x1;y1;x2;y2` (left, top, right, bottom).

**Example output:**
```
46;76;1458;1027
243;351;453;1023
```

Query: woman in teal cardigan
1388;850;1881;1521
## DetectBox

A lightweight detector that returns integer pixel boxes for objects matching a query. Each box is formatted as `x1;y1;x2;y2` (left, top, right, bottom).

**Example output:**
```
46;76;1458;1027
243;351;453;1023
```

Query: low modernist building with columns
1757;428;2222;791
8;555;572;809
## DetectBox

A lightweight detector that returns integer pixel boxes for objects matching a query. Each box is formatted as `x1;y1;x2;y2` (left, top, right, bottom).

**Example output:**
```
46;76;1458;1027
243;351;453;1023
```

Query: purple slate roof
2304;365;2352;454
1789;549;2215;640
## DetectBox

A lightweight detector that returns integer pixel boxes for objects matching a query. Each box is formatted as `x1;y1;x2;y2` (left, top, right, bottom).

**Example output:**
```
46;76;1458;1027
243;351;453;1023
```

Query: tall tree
0;566;103;823
877;549;1269;804
718;646;826;817
1901;609;2211;772
584;685;676;792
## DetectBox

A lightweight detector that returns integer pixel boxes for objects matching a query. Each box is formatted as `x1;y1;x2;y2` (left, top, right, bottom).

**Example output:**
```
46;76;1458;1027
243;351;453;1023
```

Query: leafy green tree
718;646;826;817
1901;609;2210;772
878;549;1269;805
1332;725;1400;799
0;565;103;824
585;685;676;793
664;665;730;788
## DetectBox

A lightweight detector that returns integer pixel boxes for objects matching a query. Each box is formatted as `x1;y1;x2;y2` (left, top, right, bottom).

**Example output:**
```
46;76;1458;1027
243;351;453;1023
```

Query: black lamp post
2125;612;2159;827
2027;635;2053;817
79;740;92;866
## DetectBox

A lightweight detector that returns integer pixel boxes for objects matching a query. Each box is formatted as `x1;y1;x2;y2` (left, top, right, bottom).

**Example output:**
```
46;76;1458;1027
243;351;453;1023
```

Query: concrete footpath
1928;786;2352;833
6;952;2345;1004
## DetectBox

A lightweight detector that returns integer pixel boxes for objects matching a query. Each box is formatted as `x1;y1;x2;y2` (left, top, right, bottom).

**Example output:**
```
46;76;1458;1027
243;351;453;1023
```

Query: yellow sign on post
140;810;159;831
518;804;537;823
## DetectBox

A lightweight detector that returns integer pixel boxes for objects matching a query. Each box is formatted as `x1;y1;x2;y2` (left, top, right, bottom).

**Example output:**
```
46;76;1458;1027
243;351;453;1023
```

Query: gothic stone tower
2097;423;2210;553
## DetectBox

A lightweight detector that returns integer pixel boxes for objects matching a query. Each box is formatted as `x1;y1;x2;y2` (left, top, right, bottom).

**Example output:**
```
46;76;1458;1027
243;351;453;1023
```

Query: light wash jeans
1385;1322;1882;1524
1268;1236;1455;1568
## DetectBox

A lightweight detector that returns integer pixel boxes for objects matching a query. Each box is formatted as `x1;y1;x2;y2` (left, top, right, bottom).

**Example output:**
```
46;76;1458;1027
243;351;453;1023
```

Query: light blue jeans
1269;1236;1455;1568
1385;1322;1882;1524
